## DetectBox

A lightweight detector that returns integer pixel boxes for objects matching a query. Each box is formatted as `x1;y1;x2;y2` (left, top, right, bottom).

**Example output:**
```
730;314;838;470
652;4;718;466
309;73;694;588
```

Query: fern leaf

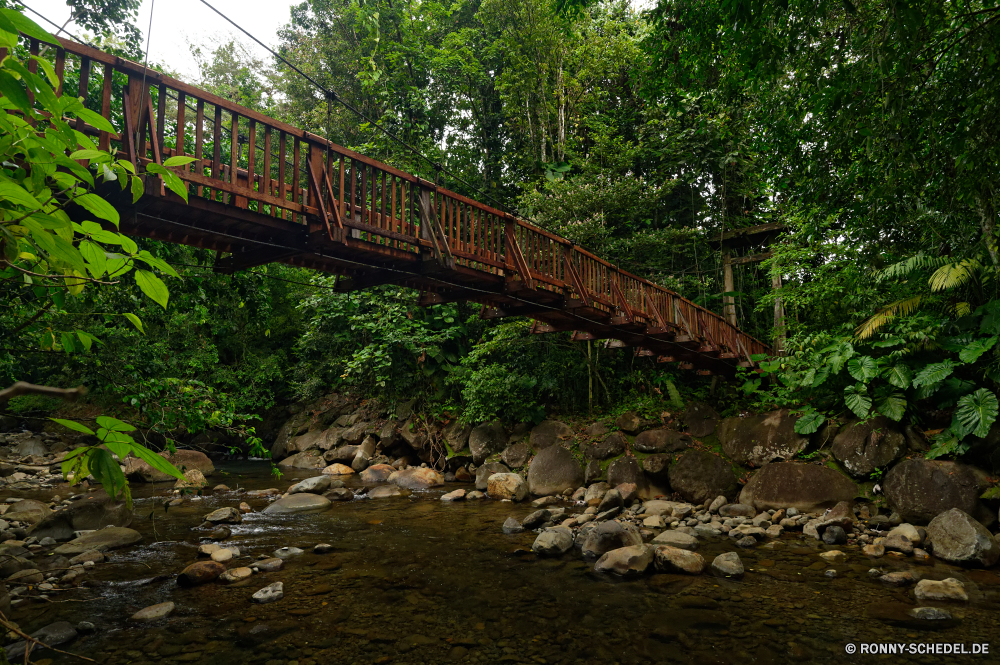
929;258;981;292
854;296;923;340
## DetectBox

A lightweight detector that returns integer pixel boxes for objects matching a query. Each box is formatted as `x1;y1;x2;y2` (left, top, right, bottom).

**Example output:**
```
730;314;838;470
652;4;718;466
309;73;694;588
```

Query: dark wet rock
501;442;531;468
130;601;175;622
908;607;952;620
653;545;706;574
177;561;226;587
883;459;992;525
469;421;507;464
276;450;326;470
8;568;42;584
124;448;215;481
711;552;744;578
368;485;410;499
717;409;809;466
4;621;77;661
262;493;332;514
719;503;755;518
879;571;918;587
683;402;720;438
598;489;624;513
325;487;355;501
532;526;574;555
503;516;525;534
14;437;47;457
487;473;528;501
634;429;691;454
253;581;284;604
668;450;738;504
641;454;672;483
925;508;1000;567
529;420;574;450
817;500;856;530
527;446;584;496
273;546;304;559
360;463;395;483
607;456;647;495
580;520;642;559
739;462;857;513
831;417;907;478
585;432;627;460
323;444;359;463
204;507;242;524
5;499;51;524
584;422;610;439
615;411;642;434
68;550;104;565
584;459;603;483
522;509;551;529
822;526;847;545
389;467;444;489
53;527;142;555
883;533;914;554
734;536;757;548
206;526;231;540
616;482;639;504
442;420;472;452
475;462;510;491
594;545;653;576
288;476;333;494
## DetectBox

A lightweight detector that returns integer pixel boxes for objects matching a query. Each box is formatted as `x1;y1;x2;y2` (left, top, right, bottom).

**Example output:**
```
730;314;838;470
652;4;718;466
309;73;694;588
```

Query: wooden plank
75;56;90;132
98;64;112;151
174;169;312;215
292;136;300;222
247;119;256;197
156;83;166;153
54;48;65;96
174;91;186;170
212;104;222;189
278;132;287;218
262;126;271;208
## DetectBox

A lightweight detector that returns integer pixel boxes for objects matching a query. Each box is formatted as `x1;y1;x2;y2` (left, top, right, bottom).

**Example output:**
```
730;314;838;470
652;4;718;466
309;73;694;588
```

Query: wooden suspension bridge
9;35;771;374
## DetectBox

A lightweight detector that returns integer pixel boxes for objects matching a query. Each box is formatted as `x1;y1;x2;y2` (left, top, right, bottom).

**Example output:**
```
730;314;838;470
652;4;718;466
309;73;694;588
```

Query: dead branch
0;610;96;663
0;382;87;404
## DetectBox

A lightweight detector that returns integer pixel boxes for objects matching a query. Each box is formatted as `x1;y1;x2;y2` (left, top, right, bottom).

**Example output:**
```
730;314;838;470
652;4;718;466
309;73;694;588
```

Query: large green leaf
959;337;997;364
129;443;186;481
50;418;94;435
876;394;907;421
96;416;136;432
74;193;120;227
794;408;825;435
911;360;956;388
847;355;878;383
955;388;999;439
883;364;912;389
0;181;43;209
844;384;872;418
135;269;169;309
123;312;144;333
86;447;131;505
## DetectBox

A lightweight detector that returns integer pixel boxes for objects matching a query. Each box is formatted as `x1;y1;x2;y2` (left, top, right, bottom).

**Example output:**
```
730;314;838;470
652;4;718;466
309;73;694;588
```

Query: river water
10;462;1000;664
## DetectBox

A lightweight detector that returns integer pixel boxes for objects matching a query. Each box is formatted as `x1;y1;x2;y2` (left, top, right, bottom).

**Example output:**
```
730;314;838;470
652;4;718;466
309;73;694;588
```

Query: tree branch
0;382;87;404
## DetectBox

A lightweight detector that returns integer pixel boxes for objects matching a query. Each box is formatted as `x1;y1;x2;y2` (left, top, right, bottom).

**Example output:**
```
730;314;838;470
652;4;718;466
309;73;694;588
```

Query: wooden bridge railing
6;33;771;365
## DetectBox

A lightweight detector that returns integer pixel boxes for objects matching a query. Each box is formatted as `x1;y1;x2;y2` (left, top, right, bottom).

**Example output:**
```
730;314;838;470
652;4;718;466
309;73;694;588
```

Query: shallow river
9;462;1000;664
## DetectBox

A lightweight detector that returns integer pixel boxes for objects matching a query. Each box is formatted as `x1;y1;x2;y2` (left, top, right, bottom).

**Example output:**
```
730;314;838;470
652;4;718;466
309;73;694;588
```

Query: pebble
252;582;284;604
313;543;335;554
914;578;968;602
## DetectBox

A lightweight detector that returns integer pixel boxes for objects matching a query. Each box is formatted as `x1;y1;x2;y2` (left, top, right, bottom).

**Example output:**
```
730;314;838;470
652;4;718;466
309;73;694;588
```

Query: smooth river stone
130;602;175;622
53;527;142;555
262;493;332;514
177;561;226;587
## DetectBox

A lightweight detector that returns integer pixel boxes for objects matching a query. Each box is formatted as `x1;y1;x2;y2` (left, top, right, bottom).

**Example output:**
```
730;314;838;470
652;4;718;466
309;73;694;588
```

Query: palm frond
929;258;982;292
875;252;948;283
954;301;972;317
854;296;924;341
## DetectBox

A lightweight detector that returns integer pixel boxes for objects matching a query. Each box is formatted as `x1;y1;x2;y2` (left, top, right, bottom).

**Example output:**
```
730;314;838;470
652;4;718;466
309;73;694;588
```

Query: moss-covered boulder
883;458;993;525
831;417;906;478
739;461;857;513
668;449;739;504
717;409;808;467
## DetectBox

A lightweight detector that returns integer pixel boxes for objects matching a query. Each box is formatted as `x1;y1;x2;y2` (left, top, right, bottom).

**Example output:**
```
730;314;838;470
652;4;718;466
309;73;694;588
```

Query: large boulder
527;446;583;496
323;444;359;463
668;450;739;504
615;411;642;434
580;520;643;559
529;420;574;450
28;496;132;541
14;437;46;457
442;420;472;453
123;449;215;482
594;545;653;576
883;458;992;525
360;463;395;483
286;429;327;454
683;402;720;438
925;508;999;567
262;493;332;514
475;462;510;490
501;442;531;468
5;499;51;524
717;409;809;467
585;432;627;460
641;454;672;484
739;462;857;513
288;476;334;495
469;421;507;464
52;527;142;555
276;449;325;470
532;526;574;556
831;417;906;478
389;467;444;490
606;456;648;497
633;429;691;454
487;473;528;501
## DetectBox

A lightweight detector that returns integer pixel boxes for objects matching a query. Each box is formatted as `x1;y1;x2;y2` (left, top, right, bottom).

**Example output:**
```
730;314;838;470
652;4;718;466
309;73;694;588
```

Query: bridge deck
10;35;770;374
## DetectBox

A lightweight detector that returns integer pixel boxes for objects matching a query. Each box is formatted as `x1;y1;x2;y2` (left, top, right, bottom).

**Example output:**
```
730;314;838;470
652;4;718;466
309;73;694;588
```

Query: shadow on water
8;462;1000;664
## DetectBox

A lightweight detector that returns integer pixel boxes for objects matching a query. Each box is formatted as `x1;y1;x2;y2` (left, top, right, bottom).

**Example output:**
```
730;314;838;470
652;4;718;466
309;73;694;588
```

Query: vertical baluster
349;159;357;224
98;64;112;151
212;105;223;201
360;165;368;227
246;119;256;204
278;132;287;218
75;56;90;132
338;155;345;227
174;91;185;165
379;170;387;231
156;84;166;157
194;100;205;197
54;48;65;96
228;112;239;205
292;137;301;222
262;127;271;213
